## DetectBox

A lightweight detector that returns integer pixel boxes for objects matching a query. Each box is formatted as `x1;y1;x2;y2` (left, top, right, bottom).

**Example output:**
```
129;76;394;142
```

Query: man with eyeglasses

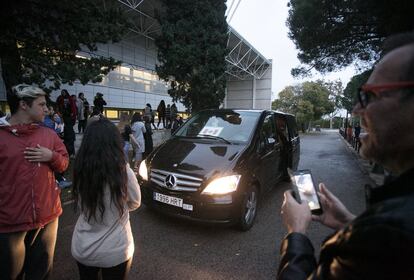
277;33;414;279
0;85;69;279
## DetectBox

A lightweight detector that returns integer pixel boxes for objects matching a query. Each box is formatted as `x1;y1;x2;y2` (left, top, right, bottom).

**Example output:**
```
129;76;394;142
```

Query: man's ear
19;100;28;110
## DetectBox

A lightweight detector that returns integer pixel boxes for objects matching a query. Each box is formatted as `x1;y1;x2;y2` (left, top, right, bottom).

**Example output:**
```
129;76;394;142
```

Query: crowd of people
1;31;412;280
0;83;188;279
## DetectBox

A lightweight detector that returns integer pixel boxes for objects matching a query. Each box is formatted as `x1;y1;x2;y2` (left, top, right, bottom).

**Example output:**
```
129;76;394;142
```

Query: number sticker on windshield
199;126;223;137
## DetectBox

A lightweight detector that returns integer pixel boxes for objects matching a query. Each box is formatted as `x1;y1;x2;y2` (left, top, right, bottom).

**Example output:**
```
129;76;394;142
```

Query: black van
138;109;300;230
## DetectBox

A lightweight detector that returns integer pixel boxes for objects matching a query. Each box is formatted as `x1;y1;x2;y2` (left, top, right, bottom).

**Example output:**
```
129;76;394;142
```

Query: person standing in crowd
117;112;130;132
43;105;55;130
131;112;146;171
157;100;166;129
354;122;361;138
171;103;178;121
171;114;182;134
0;84;69;279
143;115;153;159
57;89;77;157
71;118;141;280
144;103;157;130
76;92;89;133
53;112;64;137
87;107;103;127
93;92;106;114
150;107;157;130
121;124;139;164
165;104;171;129
144;103;152;120
278;33;414;279
42;106;72;189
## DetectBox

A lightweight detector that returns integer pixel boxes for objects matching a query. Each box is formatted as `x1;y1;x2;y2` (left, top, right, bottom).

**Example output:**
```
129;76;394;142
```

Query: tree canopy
155;0;228;113
341;70;372;113
0;0;128;93
287;0;414;77
272;81;335;131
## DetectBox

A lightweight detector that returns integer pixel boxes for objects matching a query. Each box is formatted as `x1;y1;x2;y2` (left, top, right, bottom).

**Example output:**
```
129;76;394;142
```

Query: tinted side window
286;116;299;138
275;115;288;141
259;114;277;150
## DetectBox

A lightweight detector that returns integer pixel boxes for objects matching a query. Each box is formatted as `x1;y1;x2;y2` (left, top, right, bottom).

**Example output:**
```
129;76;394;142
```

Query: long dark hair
72;118;127;222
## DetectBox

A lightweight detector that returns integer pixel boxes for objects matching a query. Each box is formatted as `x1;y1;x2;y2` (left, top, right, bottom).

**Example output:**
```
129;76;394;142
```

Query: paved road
52;130;370;279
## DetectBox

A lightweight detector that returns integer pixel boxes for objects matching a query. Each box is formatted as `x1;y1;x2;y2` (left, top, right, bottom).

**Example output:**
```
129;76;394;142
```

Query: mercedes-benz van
138;109;300;230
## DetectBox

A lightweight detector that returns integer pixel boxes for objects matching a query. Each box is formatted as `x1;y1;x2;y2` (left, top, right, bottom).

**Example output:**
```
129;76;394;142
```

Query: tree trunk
0;38;22;95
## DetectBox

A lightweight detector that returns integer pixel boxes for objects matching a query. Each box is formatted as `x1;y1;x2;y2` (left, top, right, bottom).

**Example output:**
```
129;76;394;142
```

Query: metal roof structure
116;0;271;80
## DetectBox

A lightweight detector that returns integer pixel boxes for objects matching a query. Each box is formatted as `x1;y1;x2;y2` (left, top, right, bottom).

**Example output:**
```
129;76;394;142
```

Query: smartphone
291;169;323;215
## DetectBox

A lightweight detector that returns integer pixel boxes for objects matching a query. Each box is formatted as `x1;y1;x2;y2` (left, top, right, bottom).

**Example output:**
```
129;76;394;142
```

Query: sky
226;0;357;100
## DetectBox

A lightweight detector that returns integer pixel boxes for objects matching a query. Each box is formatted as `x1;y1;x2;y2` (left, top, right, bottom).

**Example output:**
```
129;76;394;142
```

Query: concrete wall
225;63;272;110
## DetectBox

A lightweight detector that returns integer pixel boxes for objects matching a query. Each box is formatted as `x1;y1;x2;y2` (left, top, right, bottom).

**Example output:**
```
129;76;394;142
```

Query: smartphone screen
292;171;322;214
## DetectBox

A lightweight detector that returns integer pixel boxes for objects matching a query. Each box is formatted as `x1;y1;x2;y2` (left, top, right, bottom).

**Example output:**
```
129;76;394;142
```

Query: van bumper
141;184;242;225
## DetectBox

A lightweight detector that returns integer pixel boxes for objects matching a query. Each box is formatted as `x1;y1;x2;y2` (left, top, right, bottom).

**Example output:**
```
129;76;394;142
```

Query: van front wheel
238;185;258;231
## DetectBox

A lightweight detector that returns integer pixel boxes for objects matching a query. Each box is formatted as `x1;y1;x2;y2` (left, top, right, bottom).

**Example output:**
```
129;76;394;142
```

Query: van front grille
150;169;203;192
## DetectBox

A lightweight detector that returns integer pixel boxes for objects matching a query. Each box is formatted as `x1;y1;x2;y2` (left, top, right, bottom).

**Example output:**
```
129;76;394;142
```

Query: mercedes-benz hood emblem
164;174;177;189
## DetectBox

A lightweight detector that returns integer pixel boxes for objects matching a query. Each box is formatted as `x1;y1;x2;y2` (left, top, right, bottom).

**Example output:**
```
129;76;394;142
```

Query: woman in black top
157;100;166;129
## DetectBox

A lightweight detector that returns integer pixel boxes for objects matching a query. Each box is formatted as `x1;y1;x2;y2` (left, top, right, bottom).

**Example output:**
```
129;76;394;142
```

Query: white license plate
154;192;183;208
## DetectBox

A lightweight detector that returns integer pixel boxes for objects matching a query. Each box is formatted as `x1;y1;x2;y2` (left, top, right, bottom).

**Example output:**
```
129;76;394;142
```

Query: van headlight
202;175;241;195
138;160;148;181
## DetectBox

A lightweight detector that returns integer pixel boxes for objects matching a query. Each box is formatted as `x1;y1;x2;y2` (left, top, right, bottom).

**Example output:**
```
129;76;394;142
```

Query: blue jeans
0;218;59;280
123;141;131;161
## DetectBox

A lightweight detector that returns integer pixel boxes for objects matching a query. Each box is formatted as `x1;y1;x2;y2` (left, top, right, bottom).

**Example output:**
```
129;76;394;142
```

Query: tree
272;85;298;113
0;0;128;94
324;80;343;128
272;81;335;132
155;0;228;113
287;0;414;76
341;70;372;128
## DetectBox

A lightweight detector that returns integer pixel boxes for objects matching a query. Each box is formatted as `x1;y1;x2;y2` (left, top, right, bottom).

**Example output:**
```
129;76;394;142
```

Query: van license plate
154;192;183;208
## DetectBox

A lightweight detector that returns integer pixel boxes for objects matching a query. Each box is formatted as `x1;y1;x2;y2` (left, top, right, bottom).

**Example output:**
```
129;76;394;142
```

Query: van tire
238;184;259;231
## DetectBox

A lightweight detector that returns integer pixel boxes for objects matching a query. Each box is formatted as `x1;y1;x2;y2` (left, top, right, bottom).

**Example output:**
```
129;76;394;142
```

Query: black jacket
277;168;414;280
93;97;107;113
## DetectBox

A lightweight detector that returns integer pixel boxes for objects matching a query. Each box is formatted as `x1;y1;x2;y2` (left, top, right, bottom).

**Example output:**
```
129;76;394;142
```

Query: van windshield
174;110;261;144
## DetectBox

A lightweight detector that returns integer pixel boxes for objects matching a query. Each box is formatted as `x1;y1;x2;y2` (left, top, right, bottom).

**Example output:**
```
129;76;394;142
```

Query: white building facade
0;0;272;117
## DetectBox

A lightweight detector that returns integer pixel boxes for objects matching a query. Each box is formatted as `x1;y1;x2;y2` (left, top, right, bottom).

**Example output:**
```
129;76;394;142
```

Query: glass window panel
105;110;118;119
120;66;131;76
143;72;152;81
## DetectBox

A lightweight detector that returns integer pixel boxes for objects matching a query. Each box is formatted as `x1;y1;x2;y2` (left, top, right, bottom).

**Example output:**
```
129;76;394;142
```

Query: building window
119;66;131;76
105;110;118;119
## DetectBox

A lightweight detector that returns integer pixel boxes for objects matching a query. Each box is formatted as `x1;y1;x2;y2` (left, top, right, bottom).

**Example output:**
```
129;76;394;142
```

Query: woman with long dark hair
71;118;141;280
157;100;166;129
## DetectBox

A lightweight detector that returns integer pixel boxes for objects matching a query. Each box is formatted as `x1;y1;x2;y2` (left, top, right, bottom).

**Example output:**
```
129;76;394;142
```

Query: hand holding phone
291;170;323;215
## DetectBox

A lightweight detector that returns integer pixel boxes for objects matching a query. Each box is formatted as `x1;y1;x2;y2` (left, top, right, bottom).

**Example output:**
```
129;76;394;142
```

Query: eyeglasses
358;82;414;108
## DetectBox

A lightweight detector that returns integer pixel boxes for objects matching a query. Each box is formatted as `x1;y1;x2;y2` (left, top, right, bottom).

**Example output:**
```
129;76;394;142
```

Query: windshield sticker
199;126;223;137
